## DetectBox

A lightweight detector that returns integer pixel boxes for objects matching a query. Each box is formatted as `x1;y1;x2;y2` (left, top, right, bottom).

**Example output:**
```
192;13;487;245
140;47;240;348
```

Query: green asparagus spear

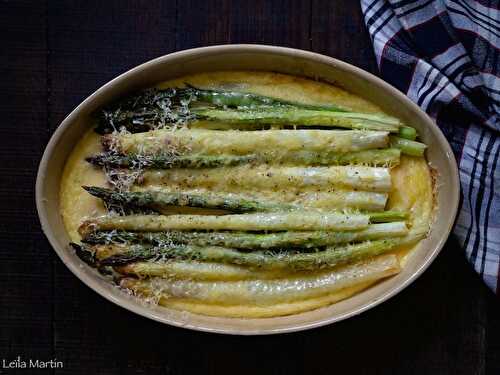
192;107;401;132
79;209;408;237
79;212;372;235
87;149;400;169
82;222;409;249
282;148;400;166
132;188;390;212
390;136;427;157
95;87;408;134
182;85;347;111
80;233;423;271
86;153;257;169
398;126;417;140
83;187;405;222
83;186;296;213
368;211;409;223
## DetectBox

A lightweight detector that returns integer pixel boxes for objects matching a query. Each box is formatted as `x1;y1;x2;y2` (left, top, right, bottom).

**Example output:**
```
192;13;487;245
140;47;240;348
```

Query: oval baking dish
36;45;459;335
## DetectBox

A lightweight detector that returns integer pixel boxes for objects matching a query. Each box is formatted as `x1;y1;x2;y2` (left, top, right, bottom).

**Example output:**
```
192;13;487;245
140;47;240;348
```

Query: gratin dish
36;45;459;335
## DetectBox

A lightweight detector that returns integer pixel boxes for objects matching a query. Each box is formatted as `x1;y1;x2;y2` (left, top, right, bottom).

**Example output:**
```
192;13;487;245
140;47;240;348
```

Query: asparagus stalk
83;187;404;223
192;107;402;132
70;241;276;283
86;153;257;169
282;148;400;166
83;222;409;249
289;191;388;211
180;85;348;111
368;211;409;223
79;212;371;235
398;126;417;140
89;149;400;169
86;233;424;270
120;254;400;305
108;129;390;156
83;186;296;213
116;260;289;281
390;136;427;157
72;242;377;281
142;165;392;192
95;87;403;134
131;188;389;212
130;279;374;318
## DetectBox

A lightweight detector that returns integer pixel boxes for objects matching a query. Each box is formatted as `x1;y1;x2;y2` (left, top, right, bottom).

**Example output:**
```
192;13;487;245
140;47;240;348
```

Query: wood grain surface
0;1;499;374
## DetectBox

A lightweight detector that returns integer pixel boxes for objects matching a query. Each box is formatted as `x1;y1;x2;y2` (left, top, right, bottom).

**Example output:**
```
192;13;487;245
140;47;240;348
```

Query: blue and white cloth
360;0;500;292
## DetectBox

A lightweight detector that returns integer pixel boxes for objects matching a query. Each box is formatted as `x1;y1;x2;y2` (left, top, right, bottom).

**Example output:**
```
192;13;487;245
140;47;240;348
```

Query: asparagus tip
70;242;97;267
85;155;102;165
82;185;109;198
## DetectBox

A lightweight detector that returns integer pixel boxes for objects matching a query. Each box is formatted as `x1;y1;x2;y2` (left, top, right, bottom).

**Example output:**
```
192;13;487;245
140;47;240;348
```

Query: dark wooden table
1;1;499;374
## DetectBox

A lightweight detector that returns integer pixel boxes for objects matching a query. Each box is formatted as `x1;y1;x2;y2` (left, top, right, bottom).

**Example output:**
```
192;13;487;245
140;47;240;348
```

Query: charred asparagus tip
85;155;103;166
82;185;110;198
70;242;97;267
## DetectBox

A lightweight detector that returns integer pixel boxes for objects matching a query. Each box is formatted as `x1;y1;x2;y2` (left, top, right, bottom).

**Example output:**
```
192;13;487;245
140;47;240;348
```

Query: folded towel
361;0;499;292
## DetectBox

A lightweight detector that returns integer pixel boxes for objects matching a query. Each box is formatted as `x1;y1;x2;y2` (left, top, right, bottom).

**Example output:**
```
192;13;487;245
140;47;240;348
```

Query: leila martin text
2;356;63;369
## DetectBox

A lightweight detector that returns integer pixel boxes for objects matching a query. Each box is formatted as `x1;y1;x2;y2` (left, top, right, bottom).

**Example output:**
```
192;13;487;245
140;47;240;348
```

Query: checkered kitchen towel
360;0;499;292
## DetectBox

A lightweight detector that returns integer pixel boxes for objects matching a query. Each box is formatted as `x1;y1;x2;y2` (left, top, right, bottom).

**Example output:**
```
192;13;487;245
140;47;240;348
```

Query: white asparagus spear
142;165;392;192
108;128;390;156
121;254;400;305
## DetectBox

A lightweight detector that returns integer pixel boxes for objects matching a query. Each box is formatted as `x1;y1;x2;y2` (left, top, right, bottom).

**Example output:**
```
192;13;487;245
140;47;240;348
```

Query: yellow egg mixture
60;71;434;318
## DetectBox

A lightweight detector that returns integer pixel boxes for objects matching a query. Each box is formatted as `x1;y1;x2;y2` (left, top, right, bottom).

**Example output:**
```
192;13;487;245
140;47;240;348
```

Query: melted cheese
59;71;435;318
